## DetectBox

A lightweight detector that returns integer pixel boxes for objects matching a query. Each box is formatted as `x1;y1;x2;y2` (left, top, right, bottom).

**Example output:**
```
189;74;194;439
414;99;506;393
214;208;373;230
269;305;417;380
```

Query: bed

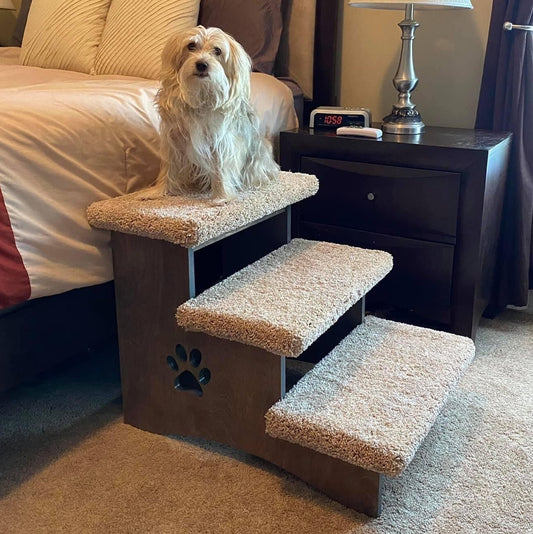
0;0;341;392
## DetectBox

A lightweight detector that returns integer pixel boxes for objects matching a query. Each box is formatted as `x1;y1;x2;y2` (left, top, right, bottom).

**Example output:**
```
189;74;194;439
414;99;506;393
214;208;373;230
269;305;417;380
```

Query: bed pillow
199;0;282;75
93;0;200;79
19;0;111;73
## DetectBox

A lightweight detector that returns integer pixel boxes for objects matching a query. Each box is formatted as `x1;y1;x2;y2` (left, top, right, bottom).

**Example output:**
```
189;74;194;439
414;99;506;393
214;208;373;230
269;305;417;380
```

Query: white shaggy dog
148;25;279;200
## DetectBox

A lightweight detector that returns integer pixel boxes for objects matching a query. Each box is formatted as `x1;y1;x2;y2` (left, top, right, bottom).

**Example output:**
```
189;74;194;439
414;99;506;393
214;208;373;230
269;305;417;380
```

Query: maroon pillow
199;0;282;75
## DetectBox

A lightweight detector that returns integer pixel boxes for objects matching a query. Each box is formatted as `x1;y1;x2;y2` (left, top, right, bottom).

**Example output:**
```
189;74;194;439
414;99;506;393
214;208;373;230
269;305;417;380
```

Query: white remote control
336;126;383;138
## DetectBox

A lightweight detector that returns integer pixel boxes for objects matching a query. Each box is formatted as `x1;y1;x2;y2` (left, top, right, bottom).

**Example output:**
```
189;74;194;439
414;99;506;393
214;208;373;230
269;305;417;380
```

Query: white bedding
0;47;298;309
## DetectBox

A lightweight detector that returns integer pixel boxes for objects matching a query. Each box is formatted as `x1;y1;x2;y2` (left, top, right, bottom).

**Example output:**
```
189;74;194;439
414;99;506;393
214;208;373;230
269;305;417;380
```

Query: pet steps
265;315;475;477
88;172;475;517
176;238;393;357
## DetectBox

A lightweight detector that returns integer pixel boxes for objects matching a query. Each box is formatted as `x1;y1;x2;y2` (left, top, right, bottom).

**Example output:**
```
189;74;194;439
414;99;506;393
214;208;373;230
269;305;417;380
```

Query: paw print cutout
167;344;211;397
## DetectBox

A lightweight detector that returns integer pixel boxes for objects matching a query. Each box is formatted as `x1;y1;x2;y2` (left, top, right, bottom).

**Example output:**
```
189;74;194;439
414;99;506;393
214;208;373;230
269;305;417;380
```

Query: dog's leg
210;177;234;200
211;161;243;200
242;135;280;189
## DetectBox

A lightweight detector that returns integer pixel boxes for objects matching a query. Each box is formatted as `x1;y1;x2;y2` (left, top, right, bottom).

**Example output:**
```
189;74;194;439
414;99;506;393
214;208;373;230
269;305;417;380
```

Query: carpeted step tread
87;171;318;247
265;315;475;476
176;239;393;357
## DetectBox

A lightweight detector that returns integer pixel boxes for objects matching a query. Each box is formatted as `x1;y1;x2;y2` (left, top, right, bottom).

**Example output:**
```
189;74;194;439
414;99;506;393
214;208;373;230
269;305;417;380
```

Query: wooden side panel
121;322;383;517
111;230;383;517
111;233;191;424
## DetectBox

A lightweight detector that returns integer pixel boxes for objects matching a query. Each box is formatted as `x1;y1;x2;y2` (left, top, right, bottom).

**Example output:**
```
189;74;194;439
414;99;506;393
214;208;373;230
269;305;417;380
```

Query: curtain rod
503;22;533;32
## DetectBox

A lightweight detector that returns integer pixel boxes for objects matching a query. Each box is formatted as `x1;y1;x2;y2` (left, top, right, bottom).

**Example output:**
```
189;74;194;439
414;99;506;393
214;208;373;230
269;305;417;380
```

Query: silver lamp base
383;4;425;135
382;107;425;135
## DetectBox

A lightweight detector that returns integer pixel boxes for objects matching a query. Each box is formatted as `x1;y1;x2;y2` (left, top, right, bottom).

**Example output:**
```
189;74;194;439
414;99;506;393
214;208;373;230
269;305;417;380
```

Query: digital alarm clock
309;106;372;129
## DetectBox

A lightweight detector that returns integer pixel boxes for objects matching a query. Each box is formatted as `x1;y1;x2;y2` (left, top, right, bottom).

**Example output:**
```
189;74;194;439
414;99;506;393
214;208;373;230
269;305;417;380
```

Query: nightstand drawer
300;222;454;306
300;157;461;243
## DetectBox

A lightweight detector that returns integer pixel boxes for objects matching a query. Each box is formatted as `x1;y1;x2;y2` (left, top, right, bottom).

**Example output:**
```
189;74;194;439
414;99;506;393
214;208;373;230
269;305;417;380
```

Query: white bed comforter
0;48;298;309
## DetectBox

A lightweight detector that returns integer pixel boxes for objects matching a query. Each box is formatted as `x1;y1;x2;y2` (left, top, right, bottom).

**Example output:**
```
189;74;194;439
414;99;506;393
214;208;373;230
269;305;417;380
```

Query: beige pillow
93;0;200;79
20;0;112;73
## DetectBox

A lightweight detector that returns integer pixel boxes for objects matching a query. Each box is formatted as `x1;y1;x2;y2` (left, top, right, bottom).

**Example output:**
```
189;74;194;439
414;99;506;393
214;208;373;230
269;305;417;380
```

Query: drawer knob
367;192;375;201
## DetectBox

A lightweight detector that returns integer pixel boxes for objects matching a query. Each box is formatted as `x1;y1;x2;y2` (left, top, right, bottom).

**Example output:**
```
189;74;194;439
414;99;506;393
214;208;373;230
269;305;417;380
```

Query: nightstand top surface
286;126;511;152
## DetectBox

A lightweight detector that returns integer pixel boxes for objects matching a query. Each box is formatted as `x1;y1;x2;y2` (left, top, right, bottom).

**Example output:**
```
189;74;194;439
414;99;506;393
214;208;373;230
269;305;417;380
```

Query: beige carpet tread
176;239;393;357
265;315;476;476
87;171;318;247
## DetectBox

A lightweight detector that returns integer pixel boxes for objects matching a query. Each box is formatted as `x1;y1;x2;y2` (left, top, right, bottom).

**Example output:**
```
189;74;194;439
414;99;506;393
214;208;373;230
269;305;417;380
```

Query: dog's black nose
195;61;208;73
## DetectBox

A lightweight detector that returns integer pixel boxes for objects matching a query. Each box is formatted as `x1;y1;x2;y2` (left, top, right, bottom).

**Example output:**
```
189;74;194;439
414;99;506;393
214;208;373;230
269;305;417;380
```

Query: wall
340;1;493;129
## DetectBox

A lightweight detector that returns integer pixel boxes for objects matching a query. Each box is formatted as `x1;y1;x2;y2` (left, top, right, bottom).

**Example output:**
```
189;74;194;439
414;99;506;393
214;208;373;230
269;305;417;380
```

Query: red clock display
323;114;343;126
314;113;366;129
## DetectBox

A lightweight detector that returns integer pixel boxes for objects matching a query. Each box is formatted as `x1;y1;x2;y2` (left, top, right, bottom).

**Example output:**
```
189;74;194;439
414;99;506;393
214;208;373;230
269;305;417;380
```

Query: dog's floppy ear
157;32;186;114
225;33;252;102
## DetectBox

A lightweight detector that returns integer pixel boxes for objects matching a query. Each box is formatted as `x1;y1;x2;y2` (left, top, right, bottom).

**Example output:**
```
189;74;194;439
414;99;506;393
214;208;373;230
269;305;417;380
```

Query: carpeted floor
1;306;532;533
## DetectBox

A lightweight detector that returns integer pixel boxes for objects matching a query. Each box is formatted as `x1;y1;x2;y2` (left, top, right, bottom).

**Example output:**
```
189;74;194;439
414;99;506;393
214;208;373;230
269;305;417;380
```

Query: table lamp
348;0;473;134
0;0;15;10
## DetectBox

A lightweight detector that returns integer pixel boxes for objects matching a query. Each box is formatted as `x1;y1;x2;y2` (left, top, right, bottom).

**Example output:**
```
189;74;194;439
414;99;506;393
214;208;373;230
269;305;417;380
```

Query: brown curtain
476;0;533;309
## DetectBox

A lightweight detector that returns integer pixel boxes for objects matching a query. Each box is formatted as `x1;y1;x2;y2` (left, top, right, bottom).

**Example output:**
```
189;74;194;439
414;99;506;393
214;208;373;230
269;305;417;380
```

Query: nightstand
280;126;512;339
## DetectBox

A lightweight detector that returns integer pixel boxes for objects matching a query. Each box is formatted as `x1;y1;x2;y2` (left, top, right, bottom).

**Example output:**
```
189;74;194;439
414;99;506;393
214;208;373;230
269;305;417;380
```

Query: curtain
476;0;533;309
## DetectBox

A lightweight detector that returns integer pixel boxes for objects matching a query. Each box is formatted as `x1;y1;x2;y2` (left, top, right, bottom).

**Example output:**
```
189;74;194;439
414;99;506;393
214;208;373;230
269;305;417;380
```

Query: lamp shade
0;0;15;9
348;0;473;9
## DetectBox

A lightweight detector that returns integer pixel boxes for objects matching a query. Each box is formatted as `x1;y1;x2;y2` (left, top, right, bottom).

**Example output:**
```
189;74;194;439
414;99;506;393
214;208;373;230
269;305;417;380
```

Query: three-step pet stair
88;170;475;517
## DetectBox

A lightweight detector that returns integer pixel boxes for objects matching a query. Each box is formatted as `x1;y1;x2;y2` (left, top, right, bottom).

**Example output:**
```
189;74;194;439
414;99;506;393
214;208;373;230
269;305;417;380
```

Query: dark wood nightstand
280;126;512;339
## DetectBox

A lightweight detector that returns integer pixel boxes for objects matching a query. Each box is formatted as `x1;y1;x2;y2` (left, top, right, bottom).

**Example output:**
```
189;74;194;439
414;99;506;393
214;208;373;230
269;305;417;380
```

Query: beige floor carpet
1;307;532;534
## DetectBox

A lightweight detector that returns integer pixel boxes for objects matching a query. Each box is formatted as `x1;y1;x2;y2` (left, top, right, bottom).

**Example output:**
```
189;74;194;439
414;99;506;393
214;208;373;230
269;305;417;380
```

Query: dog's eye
187;42;196;51
213;47;222;56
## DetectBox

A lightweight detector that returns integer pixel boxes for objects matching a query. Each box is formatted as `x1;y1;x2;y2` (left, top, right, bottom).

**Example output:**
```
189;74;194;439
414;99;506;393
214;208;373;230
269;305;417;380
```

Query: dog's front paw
210;197;231;206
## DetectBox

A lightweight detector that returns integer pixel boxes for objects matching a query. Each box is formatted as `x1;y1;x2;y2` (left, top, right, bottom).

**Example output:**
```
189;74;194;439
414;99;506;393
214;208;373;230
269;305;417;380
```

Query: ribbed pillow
93;0;200;79
20;0;111;73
